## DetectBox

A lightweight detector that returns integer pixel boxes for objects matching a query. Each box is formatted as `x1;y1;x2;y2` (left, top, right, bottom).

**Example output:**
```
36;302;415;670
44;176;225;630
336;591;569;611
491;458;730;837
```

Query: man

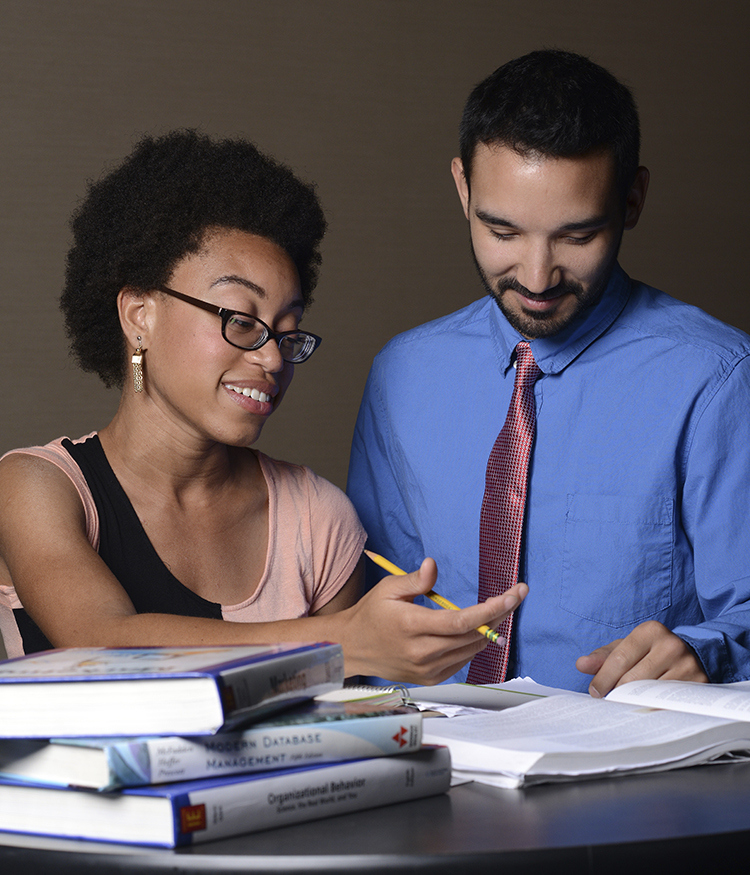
346;50;750;694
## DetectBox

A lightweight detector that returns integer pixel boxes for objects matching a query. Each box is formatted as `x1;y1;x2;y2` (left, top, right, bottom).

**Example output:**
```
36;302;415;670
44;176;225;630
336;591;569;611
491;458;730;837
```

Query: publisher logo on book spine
180;804;207;834
392;726;412;748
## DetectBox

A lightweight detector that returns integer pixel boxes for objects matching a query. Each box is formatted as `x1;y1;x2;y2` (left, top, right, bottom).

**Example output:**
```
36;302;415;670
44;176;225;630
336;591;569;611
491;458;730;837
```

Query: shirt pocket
559;493;674;628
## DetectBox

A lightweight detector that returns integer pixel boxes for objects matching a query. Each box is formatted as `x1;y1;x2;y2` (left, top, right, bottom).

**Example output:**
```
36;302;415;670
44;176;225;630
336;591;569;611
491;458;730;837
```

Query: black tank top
15;435;221;654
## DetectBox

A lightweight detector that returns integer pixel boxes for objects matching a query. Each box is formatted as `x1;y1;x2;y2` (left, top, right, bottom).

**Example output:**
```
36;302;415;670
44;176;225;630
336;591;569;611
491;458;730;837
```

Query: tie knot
515;341;542;384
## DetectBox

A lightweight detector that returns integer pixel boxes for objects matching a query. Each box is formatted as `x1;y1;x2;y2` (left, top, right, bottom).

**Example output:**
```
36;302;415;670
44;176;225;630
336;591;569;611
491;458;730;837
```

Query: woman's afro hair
60;129;326;387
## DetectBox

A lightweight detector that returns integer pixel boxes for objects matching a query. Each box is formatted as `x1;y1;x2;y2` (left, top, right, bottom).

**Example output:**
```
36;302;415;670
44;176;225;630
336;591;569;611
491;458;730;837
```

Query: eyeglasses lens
279;335;316;363
225;314;265;346
225;315;316;363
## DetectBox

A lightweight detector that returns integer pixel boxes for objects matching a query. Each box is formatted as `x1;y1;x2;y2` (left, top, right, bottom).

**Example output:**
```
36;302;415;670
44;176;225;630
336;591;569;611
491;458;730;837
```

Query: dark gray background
1;0;748;491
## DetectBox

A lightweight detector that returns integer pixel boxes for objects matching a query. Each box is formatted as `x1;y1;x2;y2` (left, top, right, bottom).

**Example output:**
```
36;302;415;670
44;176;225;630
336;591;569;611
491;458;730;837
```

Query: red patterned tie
467;341;541;684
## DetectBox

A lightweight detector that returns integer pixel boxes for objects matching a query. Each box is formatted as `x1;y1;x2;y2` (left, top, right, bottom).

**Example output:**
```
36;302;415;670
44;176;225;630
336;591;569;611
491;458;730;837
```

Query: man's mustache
496;276;584;301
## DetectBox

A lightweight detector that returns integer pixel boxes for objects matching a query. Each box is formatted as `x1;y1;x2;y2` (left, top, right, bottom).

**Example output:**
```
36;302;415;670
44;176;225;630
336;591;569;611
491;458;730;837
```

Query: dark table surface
1;760;749;874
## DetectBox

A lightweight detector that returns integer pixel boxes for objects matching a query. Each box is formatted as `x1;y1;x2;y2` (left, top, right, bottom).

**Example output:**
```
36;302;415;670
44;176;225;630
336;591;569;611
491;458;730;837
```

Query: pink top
0;436;366;658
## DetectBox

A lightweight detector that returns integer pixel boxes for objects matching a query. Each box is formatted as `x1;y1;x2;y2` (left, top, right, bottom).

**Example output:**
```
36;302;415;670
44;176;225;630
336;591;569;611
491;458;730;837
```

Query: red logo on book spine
180;803;207;834
392;726;408;748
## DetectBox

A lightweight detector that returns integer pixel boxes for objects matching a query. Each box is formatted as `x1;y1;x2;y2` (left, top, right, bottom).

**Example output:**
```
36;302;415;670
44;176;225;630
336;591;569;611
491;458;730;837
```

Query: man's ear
117;288;153;349
451;157;471;219
624;166;650;230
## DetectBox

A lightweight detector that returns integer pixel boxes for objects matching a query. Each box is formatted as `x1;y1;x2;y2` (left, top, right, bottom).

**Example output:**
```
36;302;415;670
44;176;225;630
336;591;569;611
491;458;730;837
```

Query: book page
425;696;737;755
606;679;750;721
422;694;750;779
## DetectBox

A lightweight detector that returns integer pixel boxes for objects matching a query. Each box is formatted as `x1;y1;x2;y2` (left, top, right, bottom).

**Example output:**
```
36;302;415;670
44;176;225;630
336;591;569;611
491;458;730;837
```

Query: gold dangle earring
132;337;144;393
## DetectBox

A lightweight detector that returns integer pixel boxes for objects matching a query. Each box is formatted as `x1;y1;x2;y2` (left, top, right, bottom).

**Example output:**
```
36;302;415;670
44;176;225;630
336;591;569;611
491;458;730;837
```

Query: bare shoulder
0;450;87;536
0;448;80;496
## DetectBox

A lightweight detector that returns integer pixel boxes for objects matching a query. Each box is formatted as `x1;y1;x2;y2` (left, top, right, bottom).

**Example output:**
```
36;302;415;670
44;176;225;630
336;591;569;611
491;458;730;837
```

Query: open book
419;679;750;788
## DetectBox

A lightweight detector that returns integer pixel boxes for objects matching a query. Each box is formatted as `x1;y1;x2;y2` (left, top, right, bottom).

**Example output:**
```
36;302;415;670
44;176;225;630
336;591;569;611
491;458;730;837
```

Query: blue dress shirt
346;265;750;691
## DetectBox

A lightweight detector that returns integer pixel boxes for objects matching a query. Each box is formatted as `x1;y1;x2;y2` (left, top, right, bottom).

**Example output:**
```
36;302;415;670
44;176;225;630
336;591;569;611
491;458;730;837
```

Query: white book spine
220;645;345;721
135;713;422;787
174;747;451;845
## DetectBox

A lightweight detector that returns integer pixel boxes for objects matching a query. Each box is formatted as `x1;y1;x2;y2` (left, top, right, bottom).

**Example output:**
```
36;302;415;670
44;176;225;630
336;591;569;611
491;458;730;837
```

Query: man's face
452;145;643;339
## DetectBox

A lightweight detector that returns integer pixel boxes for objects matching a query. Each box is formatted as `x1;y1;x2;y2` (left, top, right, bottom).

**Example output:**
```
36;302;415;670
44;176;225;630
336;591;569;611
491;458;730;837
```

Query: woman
0;130;525;682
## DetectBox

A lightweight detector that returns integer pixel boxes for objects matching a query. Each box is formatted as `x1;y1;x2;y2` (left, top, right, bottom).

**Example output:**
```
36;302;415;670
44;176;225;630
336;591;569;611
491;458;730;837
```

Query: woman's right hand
336;557;528;684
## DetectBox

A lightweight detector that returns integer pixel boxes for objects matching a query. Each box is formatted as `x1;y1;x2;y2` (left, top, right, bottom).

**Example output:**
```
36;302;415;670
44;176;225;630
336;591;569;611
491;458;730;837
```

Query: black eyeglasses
158;287;322;364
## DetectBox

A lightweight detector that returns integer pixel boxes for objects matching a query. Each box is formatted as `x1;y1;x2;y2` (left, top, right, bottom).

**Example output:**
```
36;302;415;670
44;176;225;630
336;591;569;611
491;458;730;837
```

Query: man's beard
471;249;612;339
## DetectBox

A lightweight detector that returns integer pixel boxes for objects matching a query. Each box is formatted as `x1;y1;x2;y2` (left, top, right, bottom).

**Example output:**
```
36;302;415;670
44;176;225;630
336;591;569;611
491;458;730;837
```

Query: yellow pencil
364;550;504;646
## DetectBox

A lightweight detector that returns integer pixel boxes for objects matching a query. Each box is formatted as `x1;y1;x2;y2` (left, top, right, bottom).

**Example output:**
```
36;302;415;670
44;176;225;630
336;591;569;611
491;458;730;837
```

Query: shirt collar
488;264;632;375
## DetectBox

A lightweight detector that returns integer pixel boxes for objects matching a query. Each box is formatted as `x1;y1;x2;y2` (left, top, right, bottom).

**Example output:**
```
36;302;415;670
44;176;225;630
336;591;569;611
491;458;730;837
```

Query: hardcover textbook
0;700;423;790
0;747;451;846
0;644;344;737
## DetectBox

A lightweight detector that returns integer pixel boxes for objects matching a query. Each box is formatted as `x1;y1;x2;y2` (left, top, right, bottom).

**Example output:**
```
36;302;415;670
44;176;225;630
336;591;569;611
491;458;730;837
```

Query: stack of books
0;644;451;847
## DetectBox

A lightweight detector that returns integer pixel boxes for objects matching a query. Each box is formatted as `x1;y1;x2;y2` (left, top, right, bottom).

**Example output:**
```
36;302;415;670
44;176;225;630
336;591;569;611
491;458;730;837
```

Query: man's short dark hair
61;129;326;388
459;49;641;200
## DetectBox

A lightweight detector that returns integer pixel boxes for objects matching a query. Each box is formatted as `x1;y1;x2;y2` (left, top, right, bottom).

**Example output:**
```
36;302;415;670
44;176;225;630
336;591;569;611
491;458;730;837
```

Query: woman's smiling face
140;228;305;447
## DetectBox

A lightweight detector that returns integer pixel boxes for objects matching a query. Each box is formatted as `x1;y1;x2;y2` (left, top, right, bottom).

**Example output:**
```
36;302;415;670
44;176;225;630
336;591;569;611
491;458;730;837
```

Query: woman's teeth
227;385;271;403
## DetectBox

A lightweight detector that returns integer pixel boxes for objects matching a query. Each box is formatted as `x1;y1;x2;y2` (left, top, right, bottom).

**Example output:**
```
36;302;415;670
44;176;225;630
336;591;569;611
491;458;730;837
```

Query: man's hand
576;620;708;698
340;557;528;684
